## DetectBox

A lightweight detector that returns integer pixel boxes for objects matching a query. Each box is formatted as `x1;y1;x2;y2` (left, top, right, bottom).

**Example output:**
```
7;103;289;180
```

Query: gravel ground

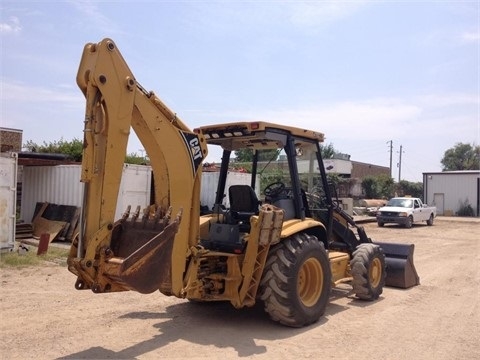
1;217;479;360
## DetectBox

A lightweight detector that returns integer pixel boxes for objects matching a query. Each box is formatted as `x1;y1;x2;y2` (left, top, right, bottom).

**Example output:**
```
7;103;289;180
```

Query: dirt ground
1;217;479;360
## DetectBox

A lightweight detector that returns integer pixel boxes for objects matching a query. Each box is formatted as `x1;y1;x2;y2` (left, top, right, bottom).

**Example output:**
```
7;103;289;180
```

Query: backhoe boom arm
68;38;207;296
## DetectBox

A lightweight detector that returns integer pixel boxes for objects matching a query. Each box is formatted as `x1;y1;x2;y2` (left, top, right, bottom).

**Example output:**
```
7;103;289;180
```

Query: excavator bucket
374;241;420;288
101;207;182;294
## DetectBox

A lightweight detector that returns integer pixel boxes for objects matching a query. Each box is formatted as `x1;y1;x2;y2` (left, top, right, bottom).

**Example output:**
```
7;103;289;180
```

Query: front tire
351;243;386;301
405;216;413;228
259;233;331;327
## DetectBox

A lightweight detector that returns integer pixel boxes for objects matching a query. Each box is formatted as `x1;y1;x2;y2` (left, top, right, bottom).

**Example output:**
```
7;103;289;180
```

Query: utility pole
397;145;404;182
387;140;393;178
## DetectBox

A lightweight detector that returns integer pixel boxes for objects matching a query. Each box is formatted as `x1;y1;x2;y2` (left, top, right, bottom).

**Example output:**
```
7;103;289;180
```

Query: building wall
295;158;353;175
423;171;480;216
0;127;23;153
351;161;390;179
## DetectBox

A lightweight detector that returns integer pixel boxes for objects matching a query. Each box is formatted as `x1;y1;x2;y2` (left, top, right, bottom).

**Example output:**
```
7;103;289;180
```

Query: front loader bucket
374;242;420;289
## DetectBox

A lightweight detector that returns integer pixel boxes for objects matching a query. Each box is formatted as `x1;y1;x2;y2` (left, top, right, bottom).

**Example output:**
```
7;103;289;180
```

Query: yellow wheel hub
297;258;323;307
369;258;382;288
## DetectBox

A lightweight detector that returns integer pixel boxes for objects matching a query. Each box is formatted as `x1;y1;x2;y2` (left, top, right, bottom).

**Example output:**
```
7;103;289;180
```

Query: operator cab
197;122;333;253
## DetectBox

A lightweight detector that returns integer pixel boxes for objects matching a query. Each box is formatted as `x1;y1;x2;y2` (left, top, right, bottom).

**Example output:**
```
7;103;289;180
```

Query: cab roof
196;121;324;151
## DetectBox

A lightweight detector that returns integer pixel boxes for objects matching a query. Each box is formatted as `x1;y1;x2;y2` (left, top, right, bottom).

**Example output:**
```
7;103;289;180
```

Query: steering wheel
264;181;286;198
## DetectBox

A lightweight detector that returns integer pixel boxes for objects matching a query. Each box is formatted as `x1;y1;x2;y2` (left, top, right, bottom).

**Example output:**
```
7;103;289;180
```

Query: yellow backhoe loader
68;38;419;327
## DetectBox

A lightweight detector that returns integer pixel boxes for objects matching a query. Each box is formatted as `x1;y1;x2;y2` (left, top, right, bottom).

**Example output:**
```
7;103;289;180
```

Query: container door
0;154;17;251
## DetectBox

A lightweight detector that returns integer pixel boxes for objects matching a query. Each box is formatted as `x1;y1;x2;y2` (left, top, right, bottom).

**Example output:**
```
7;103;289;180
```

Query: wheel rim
369;258;382;288
297;258;323;307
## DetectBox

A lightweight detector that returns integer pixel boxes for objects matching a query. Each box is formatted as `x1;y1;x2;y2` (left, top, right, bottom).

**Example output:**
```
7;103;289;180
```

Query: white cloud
1;79;81;107
209;97;423;142
185;1;367;37
418;93;478;107
201;92;477;171
68;0;123;35
0;16;22;34
460;30;479;44
288;1;367;29
418;26;479;48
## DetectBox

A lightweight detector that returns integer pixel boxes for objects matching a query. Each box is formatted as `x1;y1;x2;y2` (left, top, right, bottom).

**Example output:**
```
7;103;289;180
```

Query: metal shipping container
0;153;17;251
114;164;152;220
20;165;83;223
21;164;152;224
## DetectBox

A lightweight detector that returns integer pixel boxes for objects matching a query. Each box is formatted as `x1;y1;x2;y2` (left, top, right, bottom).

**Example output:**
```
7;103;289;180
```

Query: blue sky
1;0;478;182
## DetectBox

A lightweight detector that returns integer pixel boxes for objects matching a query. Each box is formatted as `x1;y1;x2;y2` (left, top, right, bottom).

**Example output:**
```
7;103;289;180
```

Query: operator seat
228;185;260;232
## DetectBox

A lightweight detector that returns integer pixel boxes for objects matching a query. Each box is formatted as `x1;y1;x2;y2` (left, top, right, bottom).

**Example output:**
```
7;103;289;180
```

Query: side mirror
295;146;303;157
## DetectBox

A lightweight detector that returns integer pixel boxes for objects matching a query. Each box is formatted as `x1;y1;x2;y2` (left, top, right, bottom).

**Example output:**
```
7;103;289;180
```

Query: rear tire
351;243;386;301
426;214;434;226
377;221;384;227
259;233;331;327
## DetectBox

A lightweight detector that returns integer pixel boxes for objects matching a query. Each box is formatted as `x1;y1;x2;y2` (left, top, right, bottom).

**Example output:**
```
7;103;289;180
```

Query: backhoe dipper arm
68;38;207;295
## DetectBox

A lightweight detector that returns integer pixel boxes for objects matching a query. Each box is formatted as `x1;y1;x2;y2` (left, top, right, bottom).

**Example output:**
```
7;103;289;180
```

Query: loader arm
68;38;207;296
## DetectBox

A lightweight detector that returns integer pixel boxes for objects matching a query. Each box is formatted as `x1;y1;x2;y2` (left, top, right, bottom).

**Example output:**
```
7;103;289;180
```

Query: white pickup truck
376;197;437;228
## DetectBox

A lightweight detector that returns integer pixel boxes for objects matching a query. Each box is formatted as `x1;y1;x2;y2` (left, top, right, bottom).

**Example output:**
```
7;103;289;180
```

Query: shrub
457;198;475;217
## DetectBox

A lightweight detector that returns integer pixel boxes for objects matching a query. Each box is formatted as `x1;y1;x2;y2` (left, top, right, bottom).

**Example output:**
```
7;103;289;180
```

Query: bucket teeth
121;205;131;221
162;206;172;225
126;205;140;223
120;204;177;231
154;205;163;222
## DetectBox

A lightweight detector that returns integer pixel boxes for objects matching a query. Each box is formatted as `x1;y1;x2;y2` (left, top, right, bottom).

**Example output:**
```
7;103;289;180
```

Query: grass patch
0;246;70;268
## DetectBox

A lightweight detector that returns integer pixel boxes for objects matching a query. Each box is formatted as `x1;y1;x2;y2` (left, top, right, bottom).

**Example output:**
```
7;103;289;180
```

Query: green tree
362;174;394;199
235;143;339;162
395;180;423;199
234;148;253;162
125;152;149;165
320;143;337;159
441;143;480;171
24;138;149;164
362;176;377;199
24;138;83;161
234;149;279;162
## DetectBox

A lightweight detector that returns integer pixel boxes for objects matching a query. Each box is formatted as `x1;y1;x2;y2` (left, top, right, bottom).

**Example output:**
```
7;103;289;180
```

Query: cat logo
189;137;203;162
180;131;205;176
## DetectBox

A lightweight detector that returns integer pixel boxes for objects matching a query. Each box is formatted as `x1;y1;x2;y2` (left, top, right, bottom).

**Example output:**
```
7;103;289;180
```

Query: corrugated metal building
423;171;480;216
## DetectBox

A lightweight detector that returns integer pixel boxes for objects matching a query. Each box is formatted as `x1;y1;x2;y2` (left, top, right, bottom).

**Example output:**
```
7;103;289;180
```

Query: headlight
399;212;408;217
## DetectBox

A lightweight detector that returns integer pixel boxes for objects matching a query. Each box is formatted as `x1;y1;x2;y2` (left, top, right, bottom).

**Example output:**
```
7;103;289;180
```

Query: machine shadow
58;287;386;360
58;299;328;359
